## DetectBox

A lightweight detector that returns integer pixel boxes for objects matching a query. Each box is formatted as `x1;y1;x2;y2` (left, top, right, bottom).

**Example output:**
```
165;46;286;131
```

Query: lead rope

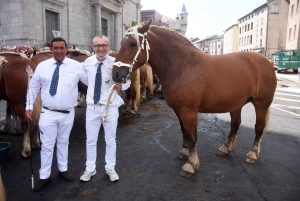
25;65;34;190
103;84;117;122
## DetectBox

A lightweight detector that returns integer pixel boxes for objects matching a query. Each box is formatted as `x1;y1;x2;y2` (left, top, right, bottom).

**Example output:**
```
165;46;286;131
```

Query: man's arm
79;63;88;86
25;65;42;119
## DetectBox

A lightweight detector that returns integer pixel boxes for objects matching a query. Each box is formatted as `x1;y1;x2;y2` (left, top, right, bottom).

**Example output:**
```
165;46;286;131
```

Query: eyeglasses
93;44;109;49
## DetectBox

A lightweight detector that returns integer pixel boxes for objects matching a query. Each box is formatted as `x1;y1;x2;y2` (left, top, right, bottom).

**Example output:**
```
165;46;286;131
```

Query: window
101;18;108;36
260;28;263;35
298;0;300;11
294;24;297;38
250;35;252;43
260;39;262;47
45;10;59;46
251;22;253;30
142;14;153;22
291;5;294;16
272;4;279;13
261;18;263;25
289;27;292;40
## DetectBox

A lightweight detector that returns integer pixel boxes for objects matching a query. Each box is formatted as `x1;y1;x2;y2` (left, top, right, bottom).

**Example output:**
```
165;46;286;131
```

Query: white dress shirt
26;57;88;111
82;54;131;107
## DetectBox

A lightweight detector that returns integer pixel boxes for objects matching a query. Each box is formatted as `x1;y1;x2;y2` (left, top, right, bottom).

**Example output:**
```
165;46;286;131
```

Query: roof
180;3;188;14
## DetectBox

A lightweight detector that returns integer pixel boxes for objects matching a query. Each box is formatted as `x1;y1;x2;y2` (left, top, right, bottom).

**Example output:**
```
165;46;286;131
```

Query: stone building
140;4;188;36
0;0;142;51
285;0;300;49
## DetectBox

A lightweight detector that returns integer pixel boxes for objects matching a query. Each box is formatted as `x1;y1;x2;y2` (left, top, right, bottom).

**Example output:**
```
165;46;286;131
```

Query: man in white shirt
25;37;88;192
80;35;131;182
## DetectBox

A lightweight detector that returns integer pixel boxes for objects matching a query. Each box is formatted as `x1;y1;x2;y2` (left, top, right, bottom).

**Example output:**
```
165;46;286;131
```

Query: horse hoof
21;151;31;158
244;157;256;164
215;150;228;157
130;110;137;115
179;170;193;178
177;153;188;160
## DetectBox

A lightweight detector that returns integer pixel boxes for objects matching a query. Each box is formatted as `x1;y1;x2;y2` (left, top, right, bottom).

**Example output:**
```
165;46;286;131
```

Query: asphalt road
0;78;300;201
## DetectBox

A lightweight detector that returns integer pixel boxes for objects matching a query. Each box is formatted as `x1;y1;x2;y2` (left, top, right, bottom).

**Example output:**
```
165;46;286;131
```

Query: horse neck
146;29;201;83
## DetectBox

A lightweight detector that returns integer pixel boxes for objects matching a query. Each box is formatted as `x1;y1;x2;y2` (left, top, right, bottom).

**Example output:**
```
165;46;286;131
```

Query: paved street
0;76;299;201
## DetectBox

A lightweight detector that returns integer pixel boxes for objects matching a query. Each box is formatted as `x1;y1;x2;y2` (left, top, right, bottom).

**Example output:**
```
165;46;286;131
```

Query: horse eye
131;42;137;47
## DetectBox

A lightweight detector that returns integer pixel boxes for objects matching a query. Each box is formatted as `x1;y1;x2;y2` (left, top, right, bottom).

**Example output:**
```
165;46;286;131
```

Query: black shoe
33;177;52;192
59;171;74;182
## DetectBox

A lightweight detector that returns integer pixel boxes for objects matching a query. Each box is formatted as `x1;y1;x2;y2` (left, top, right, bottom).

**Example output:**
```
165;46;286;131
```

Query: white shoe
106;169;119;181
80;169;96;182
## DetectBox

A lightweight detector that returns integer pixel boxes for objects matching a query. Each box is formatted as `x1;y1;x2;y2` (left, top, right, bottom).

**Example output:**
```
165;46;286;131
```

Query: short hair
50;37;68;47
92;35;110;45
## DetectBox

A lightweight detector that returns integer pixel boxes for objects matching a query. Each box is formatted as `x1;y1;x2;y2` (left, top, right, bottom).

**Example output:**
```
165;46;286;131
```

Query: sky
140;0;267;40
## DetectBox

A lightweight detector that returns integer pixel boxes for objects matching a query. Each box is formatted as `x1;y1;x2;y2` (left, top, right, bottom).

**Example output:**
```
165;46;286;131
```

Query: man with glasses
80;35;131;182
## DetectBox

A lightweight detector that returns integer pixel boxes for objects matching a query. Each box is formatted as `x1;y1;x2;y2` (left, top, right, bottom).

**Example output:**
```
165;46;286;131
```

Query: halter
113;25;150;81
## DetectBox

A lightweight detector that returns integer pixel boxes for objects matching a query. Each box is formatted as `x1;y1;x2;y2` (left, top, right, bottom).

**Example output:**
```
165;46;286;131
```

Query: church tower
179;3;188;36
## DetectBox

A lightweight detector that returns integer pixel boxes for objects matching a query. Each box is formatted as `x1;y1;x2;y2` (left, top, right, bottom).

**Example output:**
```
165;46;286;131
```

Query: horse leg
14;103;31;158
11;103;21;135
245;105;270;164
216;107;242;157
177;120;189;160
0;102;12;133
175;110;199;177
140;85;146;103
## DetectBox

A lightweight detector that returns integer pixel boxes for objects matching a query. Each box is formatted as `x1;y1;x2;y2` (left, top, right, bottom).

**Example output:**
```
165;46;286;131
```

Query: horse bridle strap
113;28;150;74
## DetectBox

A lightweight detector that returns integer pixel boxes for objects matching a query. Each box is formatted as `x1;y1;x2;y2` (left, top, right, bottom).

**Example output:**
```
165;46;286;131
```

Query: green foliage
131;21;137;26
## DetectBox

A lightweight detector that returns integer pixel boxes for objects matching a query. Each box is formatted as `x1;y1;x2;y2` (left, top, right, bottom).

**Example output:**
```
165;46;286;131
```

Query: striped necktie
49;61;62;96
93;63;103;104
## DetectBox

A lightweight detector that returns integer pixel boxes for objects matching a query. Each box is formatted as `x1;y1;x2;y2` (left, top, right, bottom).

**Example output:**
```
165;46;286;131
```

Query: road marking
272;103;300;110
276;88;300;93
271;105;300;117
275;92;300;98
273;97;300;103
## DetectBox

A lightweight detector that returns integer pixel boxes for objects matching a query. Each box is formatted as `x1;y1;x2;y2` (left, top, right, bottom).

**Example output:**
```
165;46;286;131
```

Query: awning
253;49;262;53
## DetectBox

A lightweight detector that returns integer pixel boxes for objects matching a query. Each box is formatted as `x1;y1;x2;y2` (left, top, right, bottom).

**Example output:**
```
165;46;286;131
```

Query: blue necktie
93;63;103;104
49;61;62;96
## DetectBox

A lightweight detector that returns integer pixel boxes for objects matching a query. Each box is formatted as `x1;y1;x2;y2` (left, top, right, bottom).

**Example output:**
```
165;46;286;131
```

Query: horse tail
146;64;154;96
134;69;141;108
0;169;6;201
263;107;270;134
31;91;41;129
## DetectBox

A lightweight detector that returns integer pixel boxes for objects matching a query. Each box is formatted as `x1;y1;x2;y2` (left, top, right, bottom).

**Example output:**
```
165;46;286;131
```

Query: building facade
285;0;300;49
140;4;188;36
223;24;239;54
209;35;223;55
238;0;289;59
0;0;142;51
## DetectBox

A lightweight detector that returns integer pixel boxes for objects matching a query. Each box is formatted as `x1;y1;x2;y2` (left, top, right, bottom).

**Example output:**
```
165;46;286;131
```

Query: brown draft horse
0;59;41;157
0;53;30;134
112;21;277;177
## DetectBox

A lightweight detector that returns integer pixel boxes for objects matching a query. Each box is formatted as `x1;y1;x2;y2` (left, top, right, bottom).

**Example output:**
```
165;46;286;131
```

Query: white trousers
38;108;74;179
85;104;119;172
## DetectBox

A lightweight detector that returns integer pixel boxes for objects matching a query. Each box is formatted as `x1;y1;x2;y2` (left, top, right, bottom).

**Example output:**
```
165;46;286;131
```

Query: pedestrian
80;35;131;182
25;37;88;192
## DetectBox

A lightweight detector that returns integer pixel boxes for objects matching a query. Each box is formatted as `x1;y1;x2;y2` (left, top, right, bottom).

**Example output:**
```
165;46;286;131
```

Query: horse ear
123;24;130;31
138;19;152;34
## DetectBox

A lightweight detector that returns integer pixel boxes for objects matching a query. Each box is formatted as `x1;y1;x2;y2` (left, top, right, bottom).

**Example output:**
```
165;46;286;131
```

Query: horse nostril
114;72;119;81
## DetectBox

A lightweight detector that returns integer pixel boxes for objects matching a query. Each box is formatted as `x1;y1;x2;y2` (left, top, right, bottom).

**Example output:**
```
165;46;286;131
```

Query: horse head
112;20;152;83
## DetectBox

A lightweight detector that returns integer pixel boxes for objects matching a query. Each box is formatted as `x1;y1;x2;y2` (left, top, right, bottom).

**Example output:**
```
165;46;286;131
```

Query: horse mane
149;25;198;50
68;47;92;56
37;50;52;54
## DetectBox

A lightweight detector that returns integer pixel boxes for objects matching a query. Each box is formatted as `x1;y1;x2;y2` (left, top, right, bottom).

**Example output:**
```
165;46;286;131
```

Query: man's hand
114;82;122;91
25;110;33;121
